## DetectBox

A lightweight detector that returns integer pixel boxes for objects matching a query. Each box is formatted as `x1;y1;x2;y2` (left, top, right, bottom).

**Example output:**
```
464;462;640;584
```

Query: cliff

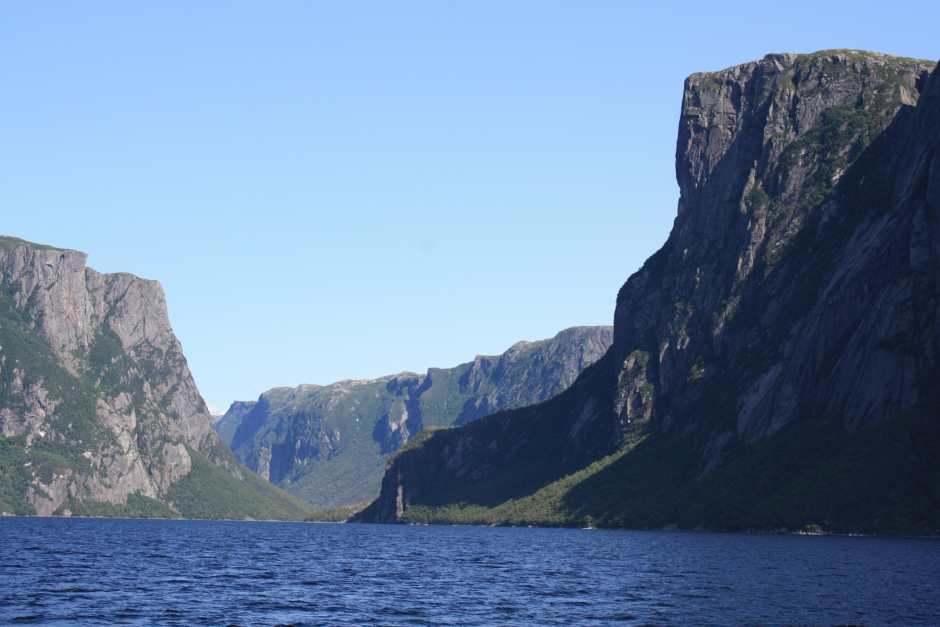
216;326;613;507
0;237;311;519
356;50;940;534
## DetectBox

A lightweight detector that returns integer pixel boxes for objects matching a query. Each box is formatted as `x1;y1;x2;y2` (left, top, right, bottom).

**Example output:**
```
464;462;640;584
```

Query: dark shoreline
4;514;939;539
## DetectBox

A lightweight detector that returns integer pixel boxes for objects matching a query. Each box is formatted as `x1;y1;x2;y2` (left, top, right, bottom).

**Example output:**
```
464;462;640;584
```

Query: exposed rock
0;236;311;519
217;325;613;506
213;400;255;447
357;51;940;534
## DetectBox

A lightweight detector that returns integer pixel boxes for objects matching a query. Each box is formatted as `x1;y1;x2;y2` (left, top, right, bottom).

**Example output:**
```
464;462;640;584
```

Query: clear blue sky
2;2;937;413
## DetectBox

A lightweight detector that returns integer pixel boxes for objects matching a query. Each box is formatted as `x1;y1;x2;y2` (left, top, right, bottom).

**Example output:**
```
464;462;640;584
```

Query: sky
1;2;937;413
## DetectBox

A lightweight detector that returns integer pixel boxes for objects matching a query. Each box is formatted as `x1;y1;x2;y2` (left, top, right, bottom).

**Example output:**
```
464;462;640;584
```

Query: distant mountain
216;326;613;506
0;236;312;519
357;50;940;535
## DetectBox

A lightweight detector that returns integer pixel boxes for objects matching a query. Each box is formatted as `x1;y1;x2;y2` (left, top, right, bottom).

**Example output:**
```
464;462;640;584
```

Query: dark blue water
2;518;939;625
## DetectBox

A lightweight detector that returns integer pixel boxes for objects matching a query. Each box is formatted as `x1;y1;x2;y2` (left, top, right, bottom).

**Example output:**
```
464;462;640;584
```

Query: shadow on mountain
562;402;940;534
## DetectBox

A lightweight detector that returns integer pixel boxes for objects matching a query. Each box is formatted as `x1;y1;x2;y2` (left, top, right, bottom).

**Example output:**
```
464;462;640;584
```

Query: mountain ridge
216;325;613;507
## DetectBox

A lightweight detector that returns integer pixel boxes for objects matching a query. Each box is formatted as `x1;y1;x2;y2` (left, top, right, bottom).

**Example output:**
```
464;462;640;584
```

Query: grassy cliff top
692;49;936;81
799;49;935;65
0;235;66;252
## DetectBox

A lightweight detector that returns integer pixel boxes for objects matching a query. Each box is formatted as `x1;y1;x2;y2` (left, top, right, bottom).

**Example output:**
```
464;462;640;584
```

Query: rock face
0;237;310;519
357;51;940;534
216;326;613;506
212;401;253;447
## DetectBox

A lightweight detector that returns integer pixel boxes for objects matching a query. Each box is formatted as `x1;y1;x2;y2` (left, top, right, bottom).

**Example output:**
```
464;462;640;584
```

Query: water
2;518;939;625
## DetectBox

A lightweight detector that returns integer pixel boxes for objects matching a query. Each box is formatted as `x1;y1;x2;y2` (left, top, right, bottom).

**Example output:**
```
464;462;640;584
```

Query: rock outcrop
0;237;310;519
357;51;940;534
216;326;612;506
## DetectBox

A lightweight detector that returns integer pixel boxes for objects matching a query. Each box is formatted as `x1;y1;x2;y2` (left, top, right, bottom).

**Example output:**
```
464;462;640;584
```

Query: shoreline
3;513;938;539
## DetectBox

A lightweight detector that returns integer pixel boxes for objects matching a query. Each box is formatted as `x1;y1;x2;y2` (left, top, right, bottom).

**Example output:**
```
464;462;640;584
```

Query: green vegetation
391;406;940;535
0;236;62;252
687;360;706;382
88;325;128;392
400;442;641;527
65;493;177;518
417;367;469;428
225;328;612;508
804;49;935;66
394;426;444;455
745;186;769;210
679;409;940;535
779;102;883;213
1;432;317;521
0;437;34;515
696;75;725;94
287;442;388;507
250;378;407;506
0;256;318;521
1;294;95;425
26;443;90;482
0;292;108;483
305;502;368;522
167;447;314;520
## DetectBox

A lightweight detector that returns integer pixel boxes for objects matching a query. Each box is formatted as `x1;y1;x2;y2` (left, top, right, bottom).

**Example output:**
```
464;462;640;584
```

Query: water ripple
1;518;940;625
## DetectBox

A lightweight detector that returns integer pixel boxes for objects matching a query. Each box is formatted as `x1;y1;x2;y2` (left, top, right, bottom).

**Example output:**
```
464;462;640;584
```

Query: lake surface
2;518;939;625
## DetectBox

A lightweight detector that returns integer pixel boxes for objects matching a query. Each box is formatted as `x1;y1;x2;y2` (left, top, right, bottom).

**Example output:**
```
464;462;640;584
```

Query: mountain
216;326;613;507
0;237;312;519
356;50;940;535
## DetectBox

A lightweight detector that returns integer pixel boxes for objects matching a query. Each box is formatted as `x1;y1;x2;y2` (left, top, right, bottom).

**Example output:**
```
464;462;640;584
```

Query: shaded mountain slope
357;50;940;534
216;326;612;507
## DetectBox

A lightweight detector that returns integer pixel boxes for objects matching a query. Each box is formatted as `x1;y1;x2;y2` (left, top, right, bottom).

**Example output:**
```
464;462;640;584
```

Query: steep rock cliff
0;237;311;519
216;326;612;507
357;51;940;534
